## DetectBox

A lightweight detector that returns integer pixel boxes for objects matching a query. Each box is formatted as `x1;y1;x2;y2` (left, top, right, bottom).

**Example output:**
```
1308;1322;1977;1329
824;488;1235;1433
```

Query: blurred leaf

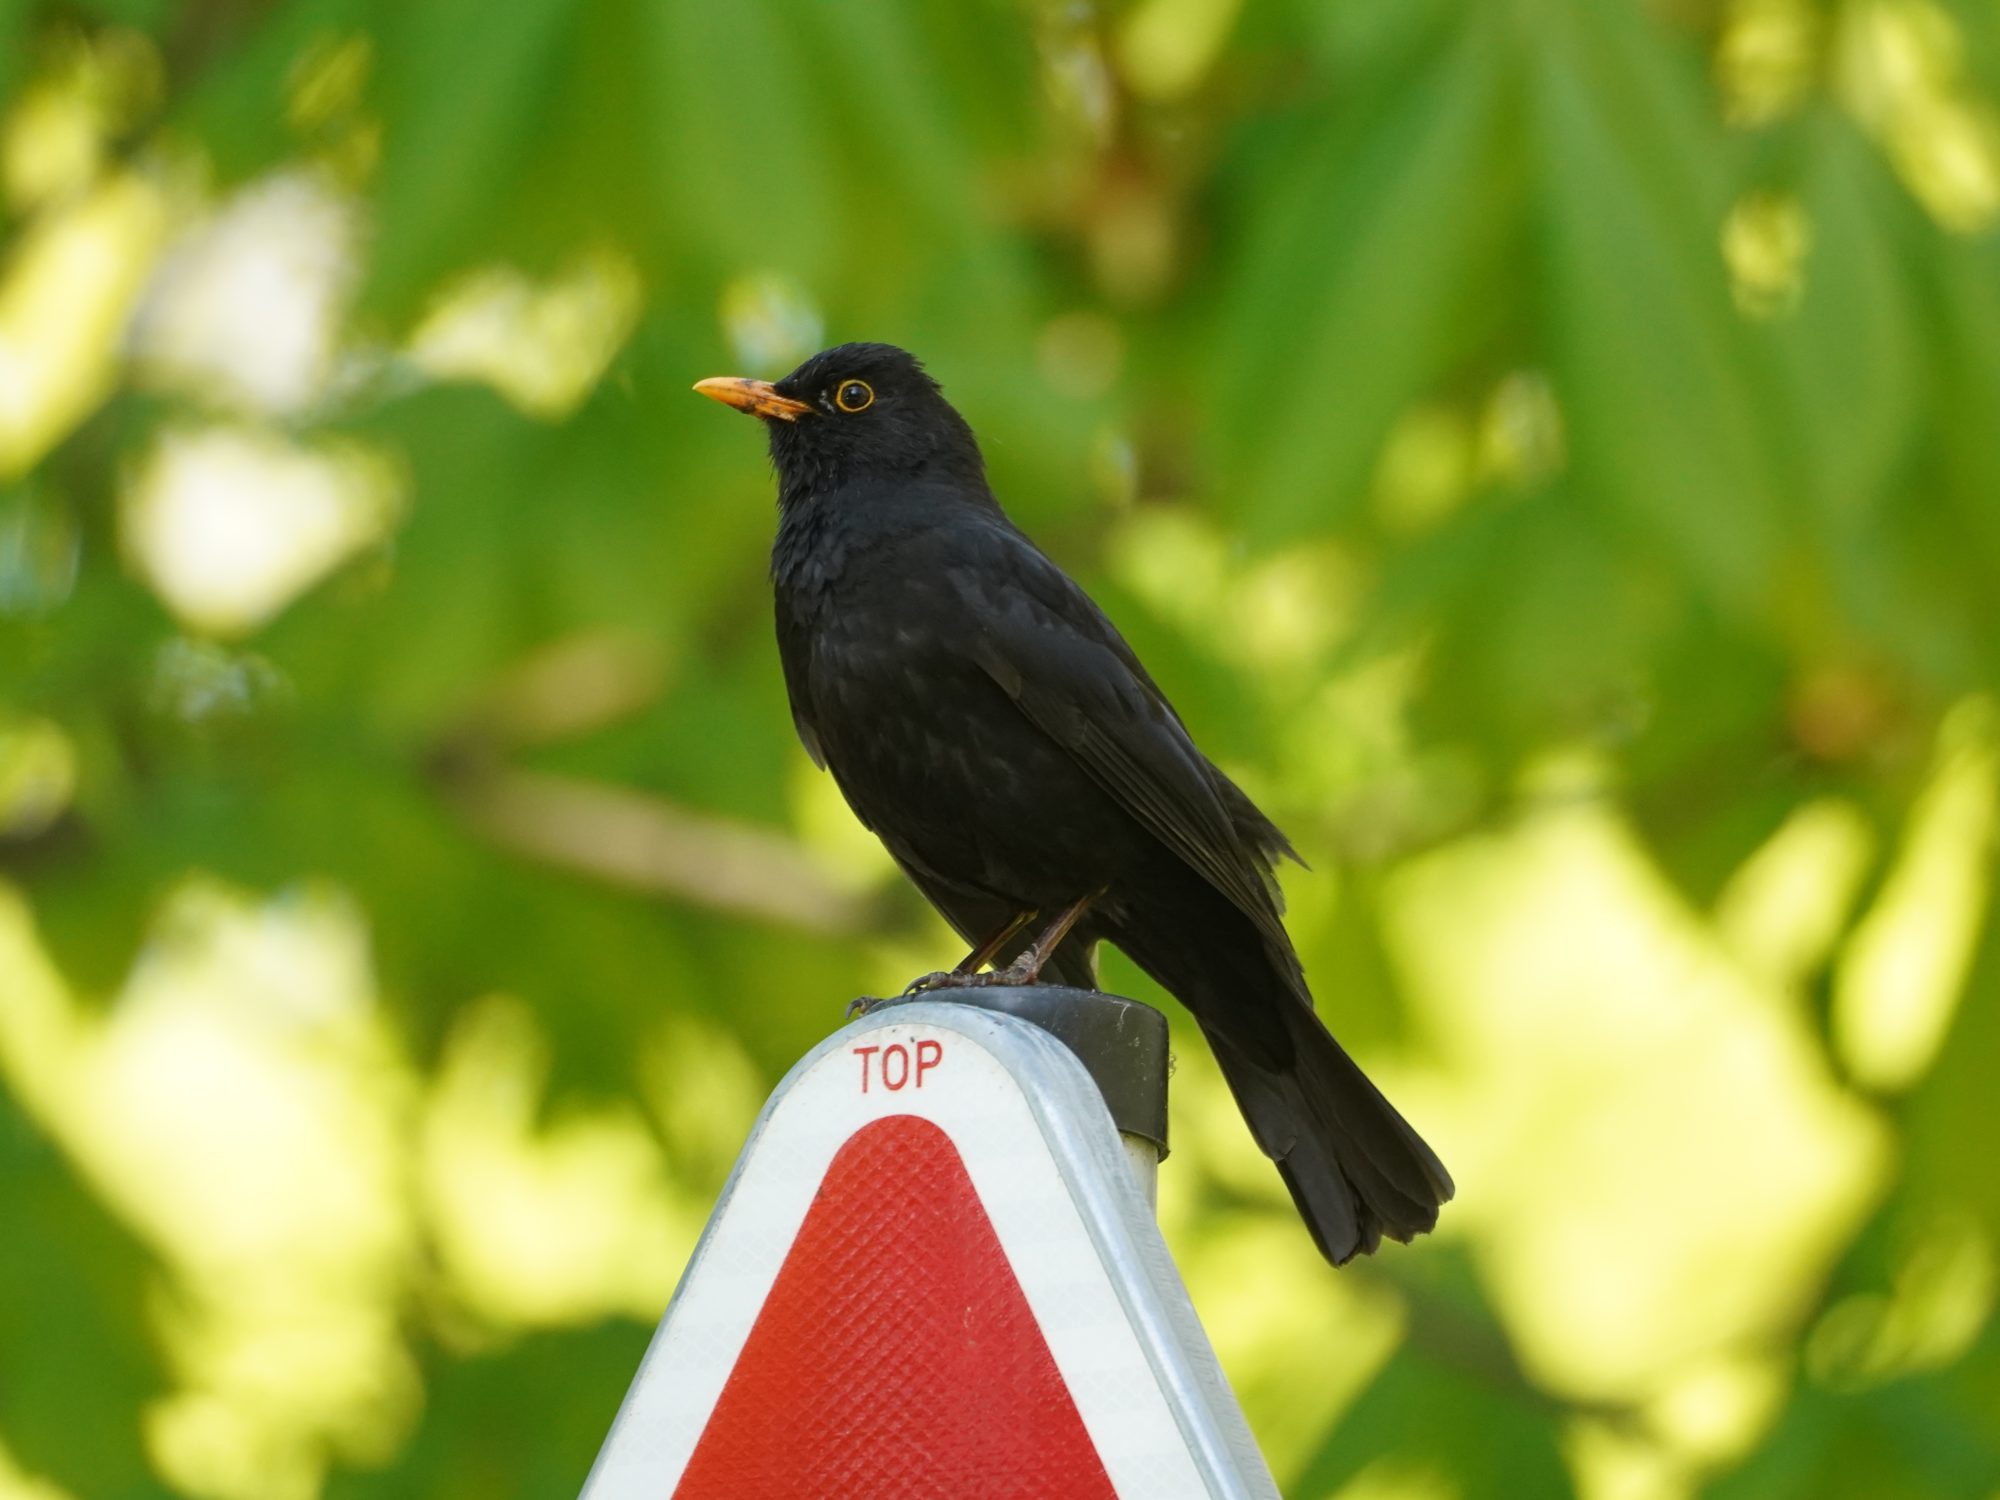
1708;1377;2000;1500
1755;112;1989;691
323;1323;650;1500
1902;910;2000;1235
0;1085;170;1499
1928;234;2000;670
362;0;574;316
172;0;374;181
636;1;841;280
1408;493;1681;758
783;0;1031;252
1770;114;1923;531
1208;6;1517;543
1288;1337;1573;1499
1531;0;1783;611
0;0;28;116
71;0;172;27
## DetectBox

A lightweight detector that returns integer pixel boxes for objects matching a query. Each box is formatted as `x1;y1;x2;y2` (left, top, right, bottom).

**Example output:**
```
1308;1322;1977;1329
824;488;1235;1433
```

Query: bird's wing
773;599;826;769
956;528;1294;950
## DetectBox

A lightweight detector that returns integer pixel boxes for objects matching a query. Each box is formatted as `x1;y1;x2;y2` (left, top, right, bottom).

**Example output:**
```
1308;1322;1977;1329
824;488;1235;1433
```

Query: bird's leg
982;890;1099;986
895;909;1039;998
956;909;1041;974
913;890;1100;992
860;895;1095;1014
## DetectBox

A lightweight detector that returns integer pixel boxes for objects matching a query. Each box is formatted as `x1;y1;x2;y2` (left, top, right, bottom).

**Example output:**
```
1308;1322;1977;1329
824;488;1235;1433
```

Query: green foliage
321;1326;652;1500
0;1094;168;1500
1;0;1997;1496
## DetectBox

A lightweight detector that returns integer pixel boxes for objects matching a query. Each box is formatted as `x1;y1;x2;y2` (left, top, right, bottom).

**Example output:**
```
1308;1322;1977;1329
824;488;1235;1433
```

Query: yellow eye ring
835;379;874;413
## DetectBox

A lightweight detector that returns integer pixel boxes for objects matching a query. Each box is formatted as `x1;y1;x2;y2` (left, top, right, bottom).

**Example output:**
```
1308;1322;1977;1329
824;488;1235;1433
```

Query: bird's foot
975;959;1042;988
902;961;1042;994
849;967;1026;1018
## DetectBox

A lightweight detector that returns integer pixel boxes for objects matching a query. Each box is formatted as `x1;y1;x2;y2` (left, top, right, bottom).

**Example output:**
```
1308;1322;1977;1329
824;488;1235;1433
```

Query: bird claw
905;963;1039;993
848;964;1044;1021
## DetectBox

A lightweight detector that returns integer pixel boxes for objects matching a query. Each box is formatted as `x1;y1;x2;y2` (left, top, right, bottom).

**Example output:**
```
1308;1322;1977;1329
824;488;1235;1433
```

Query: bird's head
694;342;983;506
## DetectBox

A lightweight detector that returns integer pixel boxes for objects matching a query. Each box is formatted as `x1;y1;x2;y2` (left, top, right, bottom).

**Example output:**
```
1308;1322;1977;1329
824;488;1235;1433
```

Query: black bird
695;343;1452;1264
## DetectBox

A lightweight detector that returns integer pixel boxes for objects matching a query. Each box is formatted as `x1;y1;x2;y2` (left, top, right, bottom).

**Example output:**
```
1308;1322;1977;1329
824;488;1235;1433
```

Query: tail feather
1203;1005;1452;1266
1111;894;1452;1266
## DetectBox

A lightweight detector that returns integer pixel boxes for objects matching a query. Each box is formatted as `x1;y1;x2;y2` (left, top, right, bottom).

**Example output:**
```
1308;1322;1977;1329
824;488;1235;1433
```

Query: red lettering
882;1043;910;1091
854;1044;880;1093
915;1038;943;1087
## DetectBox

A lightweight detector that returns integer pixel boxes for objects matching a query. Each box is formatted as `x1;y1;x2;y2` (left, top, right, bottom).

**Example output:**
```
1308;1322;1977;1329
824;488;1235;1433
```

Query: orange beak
693;376;812;422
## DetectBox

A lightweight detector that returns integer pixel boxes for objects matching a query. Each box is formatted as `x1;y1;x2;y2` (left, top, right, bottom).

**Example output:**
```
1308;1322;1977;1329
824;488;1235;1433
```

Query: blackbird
695;343;1452;1264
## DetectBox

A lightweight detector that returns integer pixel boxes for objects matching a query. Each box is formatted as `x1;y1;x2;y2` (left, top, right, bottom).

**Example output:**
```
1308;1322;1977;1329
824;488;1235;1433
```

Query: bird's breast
805;611;1007;781
782;592;1115;901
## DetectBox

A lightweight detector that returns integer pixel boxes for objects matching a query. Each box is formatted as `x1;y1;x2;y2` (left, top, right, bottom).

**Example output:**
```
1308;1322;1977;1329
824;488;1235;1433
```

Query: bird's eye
835;379;874;413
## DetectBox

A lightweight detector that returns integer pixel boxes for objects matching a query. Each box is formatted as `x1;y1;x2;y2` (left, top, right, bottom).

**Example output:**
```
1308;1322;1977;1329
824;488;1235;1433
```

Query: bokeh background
1;0;1997;1495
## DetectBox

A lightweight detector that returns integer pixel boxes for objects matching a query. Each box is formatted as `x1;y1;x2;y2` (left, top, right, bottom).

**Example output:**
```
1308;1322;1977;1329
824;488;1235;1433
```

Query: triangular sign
676;1114;1118;1497
580;1001;1278;1500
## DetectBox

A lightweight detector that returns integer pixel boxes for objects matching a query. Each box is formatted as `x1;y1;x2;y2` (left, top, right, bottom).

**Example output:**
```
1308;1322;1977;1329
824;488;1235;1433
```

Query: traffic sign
580;998;1278;1499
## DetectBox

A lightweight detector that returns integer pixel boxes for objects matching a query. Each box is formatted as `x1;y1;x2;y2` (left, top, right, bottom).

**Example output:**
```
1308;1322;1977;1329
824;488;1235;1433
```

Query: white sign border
581;1001;1277;1500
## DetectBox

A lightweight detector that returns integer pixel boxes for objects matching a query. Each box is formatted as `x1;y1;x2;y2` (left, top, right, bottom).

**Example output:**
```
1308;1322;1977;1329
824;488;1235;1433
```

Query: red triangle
674;1113;1120;1499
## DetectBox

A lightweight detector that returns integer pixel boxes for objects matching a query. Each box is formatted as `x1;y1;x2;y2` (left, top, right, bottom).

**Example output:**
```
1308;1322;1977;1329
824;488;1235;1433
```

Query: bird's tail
1201;1001;1453;1266
1113;897;1452;1265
